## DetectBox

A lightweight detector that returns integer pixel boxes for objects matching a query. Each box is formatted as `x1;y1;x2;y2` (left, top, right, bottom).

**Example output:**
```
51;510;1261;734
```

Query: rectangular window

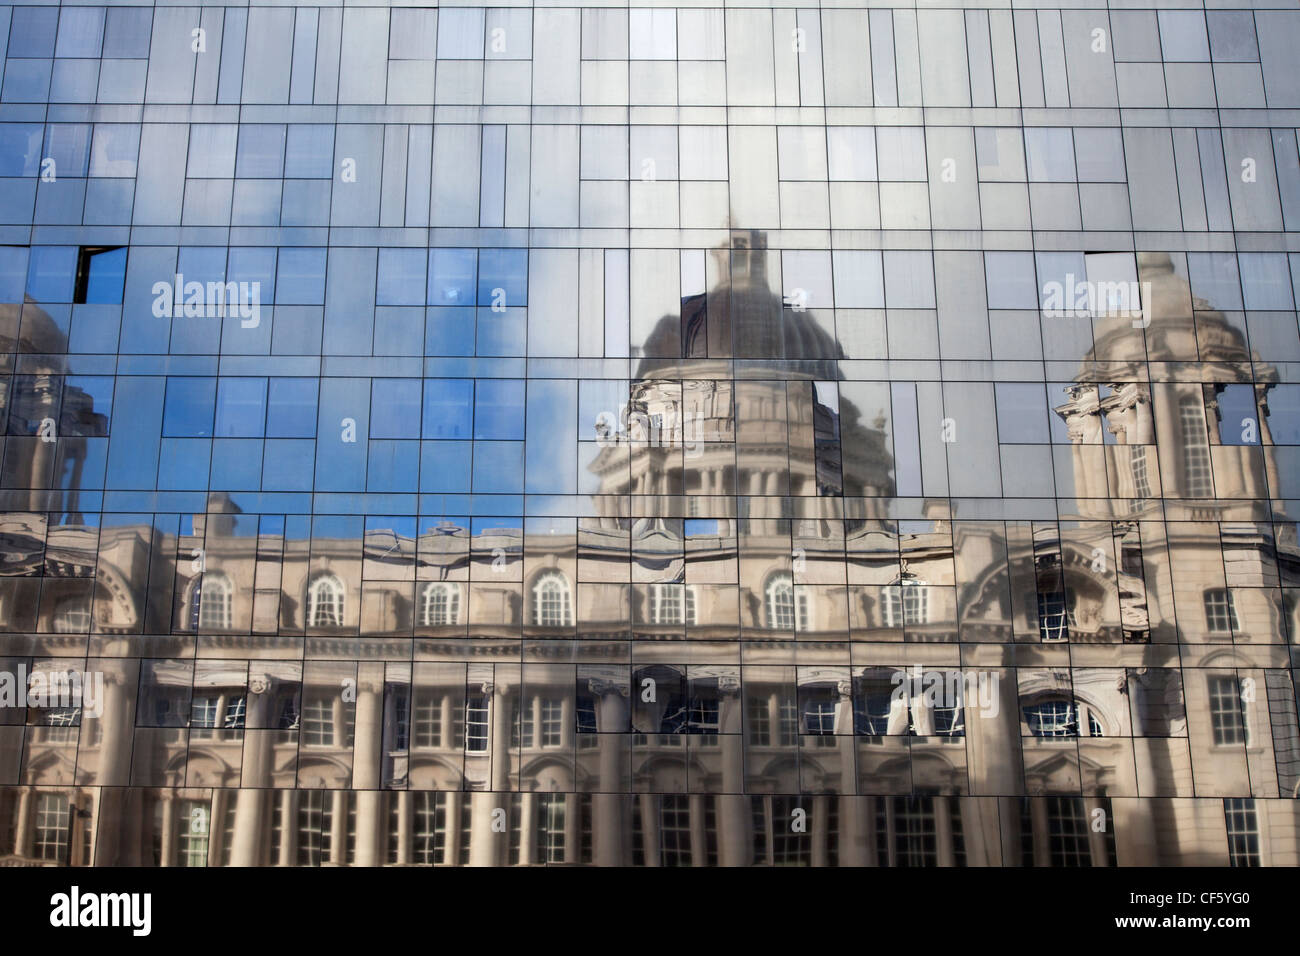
190;696;220;736
803;696;837;735
413;792;447;865
1205;589;1240;634
1209;675;1249;746
879;796;938;867
1180;398;1215;497
414;698;441;748
301;696;334;747
465;695;490;753
176;799;210;867
1046;796;1091;867
1225;798;1260;866
296;791;330;866
659;795;692;866
541;699;564;747
512;699;532;749
854;679;898;736
688;697;719;742
34;793;70;862
575;693;597;735
778;698;799;746
537;795;565;864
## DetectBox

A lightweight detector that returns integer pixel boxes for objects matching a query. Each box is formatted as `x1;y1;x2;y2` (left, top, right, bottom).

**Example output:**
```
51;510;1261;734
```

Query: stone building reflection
2;246;1300;866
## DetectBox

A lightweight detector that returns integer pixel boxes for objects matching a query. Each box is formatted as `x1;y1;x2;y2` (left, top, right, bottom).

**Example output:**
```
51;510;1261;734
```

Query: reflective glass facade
1;0;1300;868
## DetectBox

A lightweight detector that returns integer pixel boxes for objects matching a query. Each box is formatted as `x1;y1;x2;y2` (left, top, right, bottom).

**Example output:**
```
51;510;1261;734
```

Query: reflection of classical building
2;245;1300;867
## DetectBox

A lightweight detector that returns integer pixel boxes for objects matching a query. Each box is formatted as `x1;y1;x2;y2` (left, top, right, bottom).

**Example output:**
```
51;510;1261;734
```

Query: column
230;675;276;866
863;796;879;866
1056;385;1104;500
910;680;936;736
87;788;103;866
833;679;863;864
1029;796;1051;867
689;794;708;866
328;791;347;864
958;795;997;866
998;796;1023;865
1259;384;1282;500
838;795;869;866
717;677;751;866
639;793;660;866
835;679;858;792
25;375;59;510
352;666;385;866
467;678;511;866
491;681;512;791
564;794;580;864
1120;670;1159;864
810;795;829;867
971;658;1023;797
95;664;132;787
1084;796;1111;866
278;791;296;866
396;791;412;865
590;678;629;866
446;791;462;863
519;792;536;865
439;694;453;749
207;791;225;867
880;798;895;866
13;787;33;858
469;791;499;866
159;793;176;867
934;795;956;866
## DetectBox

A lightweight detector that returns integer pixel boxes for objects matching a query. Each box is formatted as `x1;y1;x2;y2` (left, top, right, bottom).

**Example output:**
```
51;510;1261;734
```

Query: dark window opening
74;246;126;304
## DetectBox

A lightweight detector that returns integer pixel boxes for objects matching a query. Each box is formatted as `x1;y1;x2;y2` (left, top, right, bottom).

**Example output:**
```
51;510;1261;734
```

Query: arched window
765;574;810;631
881;579;930;627
191;572;233;630
650;583;697;625
1023;698;1078;737
307;573;345;627
52;597;92;634
532;571;573;627
1036;588;1075;642
419;582;462;627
